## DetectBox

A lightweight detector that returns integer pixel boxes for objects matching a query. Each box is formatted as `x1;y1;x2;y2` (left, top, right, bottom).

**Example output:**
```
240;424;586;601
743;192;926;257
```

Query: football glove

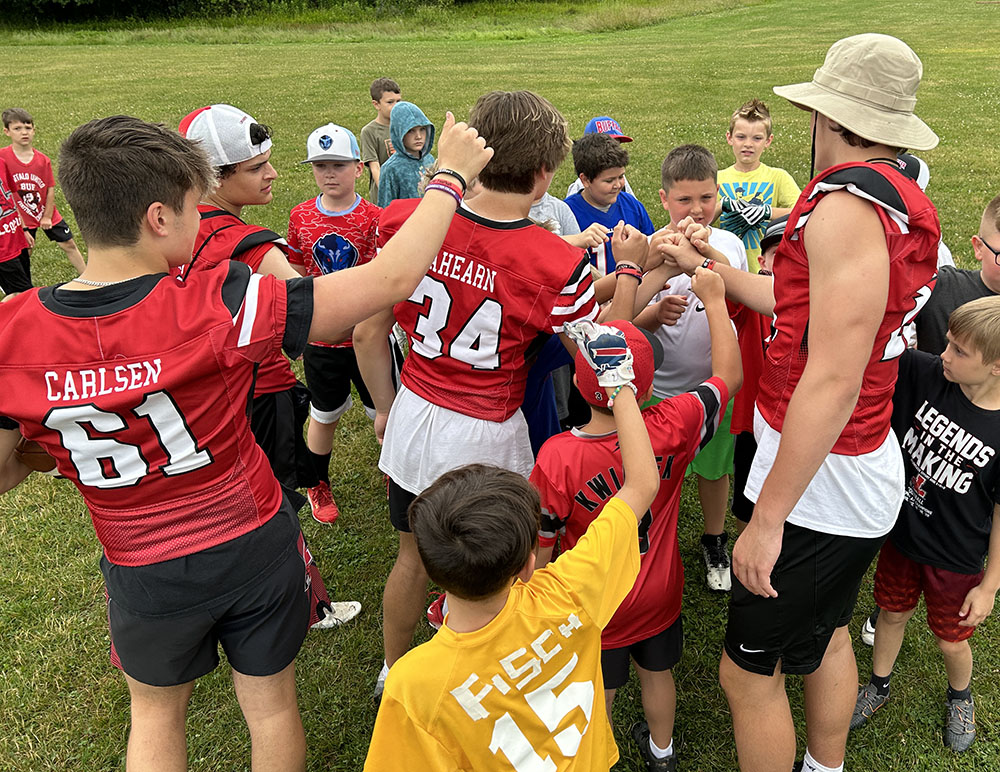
565;320;635;388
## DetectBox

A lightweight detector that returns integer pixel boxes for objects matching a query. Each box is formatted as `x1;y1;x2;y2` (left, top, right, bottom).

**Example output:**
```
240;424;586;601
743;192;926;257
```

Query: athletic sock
308;450;332;485
870;671;891;696
802;748;843;772
648;735;673;759
947;684;972;702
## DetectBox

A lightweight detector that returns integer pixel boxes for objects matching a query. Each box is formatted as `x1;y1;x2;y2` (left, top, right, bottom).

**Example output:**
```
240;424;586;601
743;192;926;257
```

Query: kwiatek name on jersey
45;360;162;402
430;250;496;293
901;400;995;499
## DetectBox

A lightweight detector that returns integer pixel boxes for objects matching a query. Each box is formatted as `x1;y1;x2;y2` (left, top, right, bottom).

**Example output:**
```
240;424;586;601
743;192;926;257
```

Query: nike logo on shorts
739;644;765;654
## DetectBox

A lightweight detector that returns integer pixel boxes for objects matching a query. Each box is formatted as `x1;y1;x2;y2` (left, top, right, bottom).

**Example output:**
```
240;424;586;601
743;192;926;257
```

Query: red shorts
873;539;984;643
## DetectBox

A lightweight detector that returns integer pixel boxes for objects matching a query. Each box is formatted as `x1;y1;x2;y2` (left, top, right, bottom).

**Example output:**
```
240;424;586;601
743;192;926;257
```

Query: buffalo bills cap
584;116;633;143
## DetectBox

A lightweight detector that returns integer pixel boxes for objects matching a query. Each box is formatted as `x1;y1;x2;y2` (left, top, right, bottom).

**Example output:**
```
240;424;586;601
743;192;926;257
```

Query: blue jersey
564;191;655;276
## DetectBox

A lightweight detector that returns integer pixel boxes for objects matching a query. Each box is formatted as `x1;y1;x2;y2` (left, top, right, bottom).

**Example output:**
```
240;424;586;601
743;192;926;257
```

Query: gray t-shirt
360;119;393;203
914;266;994;355
529;193;580;236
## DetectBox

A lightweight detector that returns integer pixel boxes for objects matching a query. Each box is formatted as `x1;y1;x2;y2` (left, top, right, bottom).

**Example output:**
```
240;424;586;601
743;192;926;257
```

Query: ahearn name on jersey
429;249;497;293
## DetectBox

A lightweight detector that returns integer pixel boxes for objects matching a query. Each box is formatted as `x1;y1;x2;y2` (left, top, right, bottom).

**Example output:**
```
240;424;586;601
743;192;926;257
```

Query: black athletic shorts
724;522;885;675
0;250;32;294
106;504;310;686
732;431;757;523
388;476;418;533
251;381;318;490
601;615;683;690
303;345;376;419
27;221;74;243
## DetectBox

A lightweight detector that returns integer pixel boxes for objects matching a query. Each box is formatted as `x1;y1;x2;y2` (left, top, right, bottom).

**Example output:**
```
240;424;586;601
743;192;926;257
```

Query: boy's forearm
705;299;743;394
598;274;639;323
369;161;381;186
354;311;399;414
43;188;55;221
0;430;33;495
610;388;658;518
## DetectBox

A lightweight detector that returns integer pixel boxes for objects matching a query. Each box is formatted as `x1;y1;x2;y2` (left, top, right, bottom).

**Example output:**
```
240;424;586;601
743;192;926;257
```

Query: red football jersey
530;378;728;649
757;162;939;454
378;201;599;422
0;158;29;262
0;146;61;229
185;205;297;394
0;264;300;566
286;194;380;348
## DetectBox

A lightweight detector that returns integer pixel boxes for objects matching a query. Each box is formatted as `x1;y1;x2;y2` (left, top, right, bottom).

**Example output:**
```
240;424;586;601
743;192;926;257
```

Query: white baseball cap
179;104;272;167
301;123;361;164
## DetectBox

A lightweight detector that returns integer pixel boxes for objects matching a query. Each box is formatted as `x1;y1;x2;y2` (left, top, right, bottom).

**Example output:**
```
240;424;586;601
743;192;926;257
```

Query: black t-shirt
914;266;993;355
890;349;1000;573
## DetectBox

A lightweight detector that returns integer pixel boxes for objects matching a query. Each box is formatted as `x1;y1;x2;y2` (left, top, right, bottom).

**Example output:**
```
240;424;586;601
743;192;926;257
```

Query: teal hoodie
377;101;435;207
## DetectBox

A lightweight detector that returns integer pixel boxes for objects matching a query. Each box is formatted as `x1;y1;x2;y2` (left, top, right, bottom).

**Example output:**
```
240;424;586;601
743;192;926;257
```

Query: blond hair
729;98;772;134
949;296;1000;364
983;193;1000;234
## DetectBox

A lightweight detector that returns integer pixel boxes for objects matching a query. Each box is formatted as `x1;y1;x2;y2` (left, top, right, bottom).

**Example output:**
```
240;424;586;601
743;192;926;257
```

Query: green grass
2;0;1000;769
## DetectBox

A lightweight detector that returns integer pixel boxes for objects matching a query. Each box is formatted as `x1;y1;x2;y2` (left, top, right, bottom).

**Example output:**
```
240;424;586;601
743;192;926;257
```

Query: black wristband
431;169;468;195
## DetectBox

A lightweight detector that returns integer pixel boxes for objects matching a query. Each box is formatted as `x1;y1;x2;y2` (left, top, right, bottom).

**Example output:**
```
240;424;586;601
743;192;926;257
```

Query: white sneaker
310;600;361;630
374;661;389;704
860;607;879;646
701;532;732;592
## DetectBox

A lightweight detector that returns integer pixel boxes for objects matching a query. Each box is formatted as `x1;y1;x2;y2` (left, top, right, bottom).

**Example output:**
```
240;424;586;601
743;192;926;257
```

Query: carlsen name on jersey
45;360;162;402
429;250;497;293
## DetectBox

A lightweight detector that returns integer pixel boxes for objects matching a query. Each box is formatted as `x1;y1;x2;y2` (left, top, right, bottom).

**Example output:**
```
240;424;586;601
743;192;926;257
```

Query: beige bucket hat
773;33;938;151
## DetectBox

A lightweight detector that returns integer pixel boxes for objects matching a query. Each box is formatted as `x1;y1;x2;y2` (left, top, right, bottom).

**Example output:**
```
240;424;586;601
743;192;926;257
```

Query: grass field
1;0;999;769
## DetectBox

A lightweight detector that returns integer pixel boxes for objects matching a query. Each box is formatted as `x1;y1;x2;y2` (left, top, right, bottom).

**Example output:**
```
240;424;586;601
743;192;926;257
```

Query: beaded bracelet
607;382;637;408
425;182;463;206
431;169;468;195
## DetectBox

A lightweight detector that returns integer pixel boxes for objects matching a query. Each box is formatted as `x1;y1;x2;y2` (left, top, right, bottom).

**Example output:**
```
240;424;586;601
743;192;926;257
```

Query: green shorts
643;395;734;481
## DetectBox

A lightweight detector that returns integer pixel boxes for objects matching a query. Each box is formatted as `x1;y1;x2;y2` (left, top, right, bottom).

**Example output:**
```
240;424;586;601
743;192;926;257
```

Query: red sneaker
308;481;340;524
426;592;446;630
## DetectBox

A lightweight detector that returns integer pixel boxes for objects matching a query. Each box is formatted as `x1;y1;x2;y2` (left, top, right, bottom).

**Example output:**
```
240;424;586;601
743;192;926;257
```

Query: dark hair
827;119;904;155
572;133;629;182
660;144;718;190
409;464;540;600
216;122;272;179
2;108;33;128
370;77;401;101
984;193;1000;234
59;115;214;248
470;90;570;194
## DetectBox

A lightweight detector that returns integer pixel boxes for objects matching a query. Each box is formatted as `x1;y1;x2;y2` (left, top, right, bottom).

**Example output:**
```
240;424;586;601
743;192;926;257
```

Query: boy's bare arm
0;429;33;495
40;188;56;230
368;160;381;187
353;307;398;444
959;503;1000;627
691;266;743;395
734;192;888;597
609;387;658;518
598;223;648;323
307;114;492;343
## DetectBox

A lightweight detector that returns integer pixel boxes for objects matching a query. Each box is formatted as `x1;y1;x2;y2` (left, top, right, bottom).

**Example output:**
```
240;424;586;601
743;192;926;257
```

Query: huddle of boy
639;144;749;593
1;107;87;276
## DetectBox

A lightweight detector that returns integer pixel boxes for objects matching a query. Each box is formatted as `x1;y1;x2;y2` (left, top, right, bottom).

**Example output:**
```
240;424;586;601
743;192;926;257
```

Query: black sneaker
701;532;732;591
631;720;677;771
944;695;975;752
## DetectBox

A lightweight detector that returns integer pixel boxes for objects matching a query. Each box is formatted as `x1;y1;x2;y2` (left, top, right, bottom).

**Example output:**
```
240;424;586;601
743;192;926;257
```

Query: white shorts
379;384;534;495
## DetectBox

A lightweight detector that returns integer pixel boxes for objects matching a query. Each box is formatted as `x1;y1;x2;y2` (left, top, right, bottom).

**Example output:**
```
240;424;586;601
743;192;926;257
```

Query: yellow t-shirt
717;162;801;272
364;497;640;772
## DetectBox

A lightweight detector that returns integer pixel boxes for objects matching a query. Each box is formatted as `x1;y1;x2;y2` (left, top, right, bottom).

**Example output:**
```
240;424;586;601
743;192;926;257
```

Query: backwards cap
574;321;663;408
179;104;272;167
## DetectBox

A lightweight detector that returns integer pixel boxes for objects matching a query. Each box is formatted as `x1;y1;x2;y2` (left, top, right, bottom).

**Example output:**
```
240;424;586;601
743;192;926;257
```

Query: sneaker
310;600;361;630
307;481;340;525
702;532;732;592
851;682;889;730
860;607;879;646
631;720;677;771
426;592;446;630
374;661;389;705
944;695;976;752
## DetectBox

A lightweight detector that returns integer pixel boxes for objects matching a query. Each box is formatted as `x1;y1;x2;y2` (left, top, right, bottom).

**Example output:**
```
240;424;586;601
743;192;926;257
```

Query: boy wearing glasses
913;194;1000;355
